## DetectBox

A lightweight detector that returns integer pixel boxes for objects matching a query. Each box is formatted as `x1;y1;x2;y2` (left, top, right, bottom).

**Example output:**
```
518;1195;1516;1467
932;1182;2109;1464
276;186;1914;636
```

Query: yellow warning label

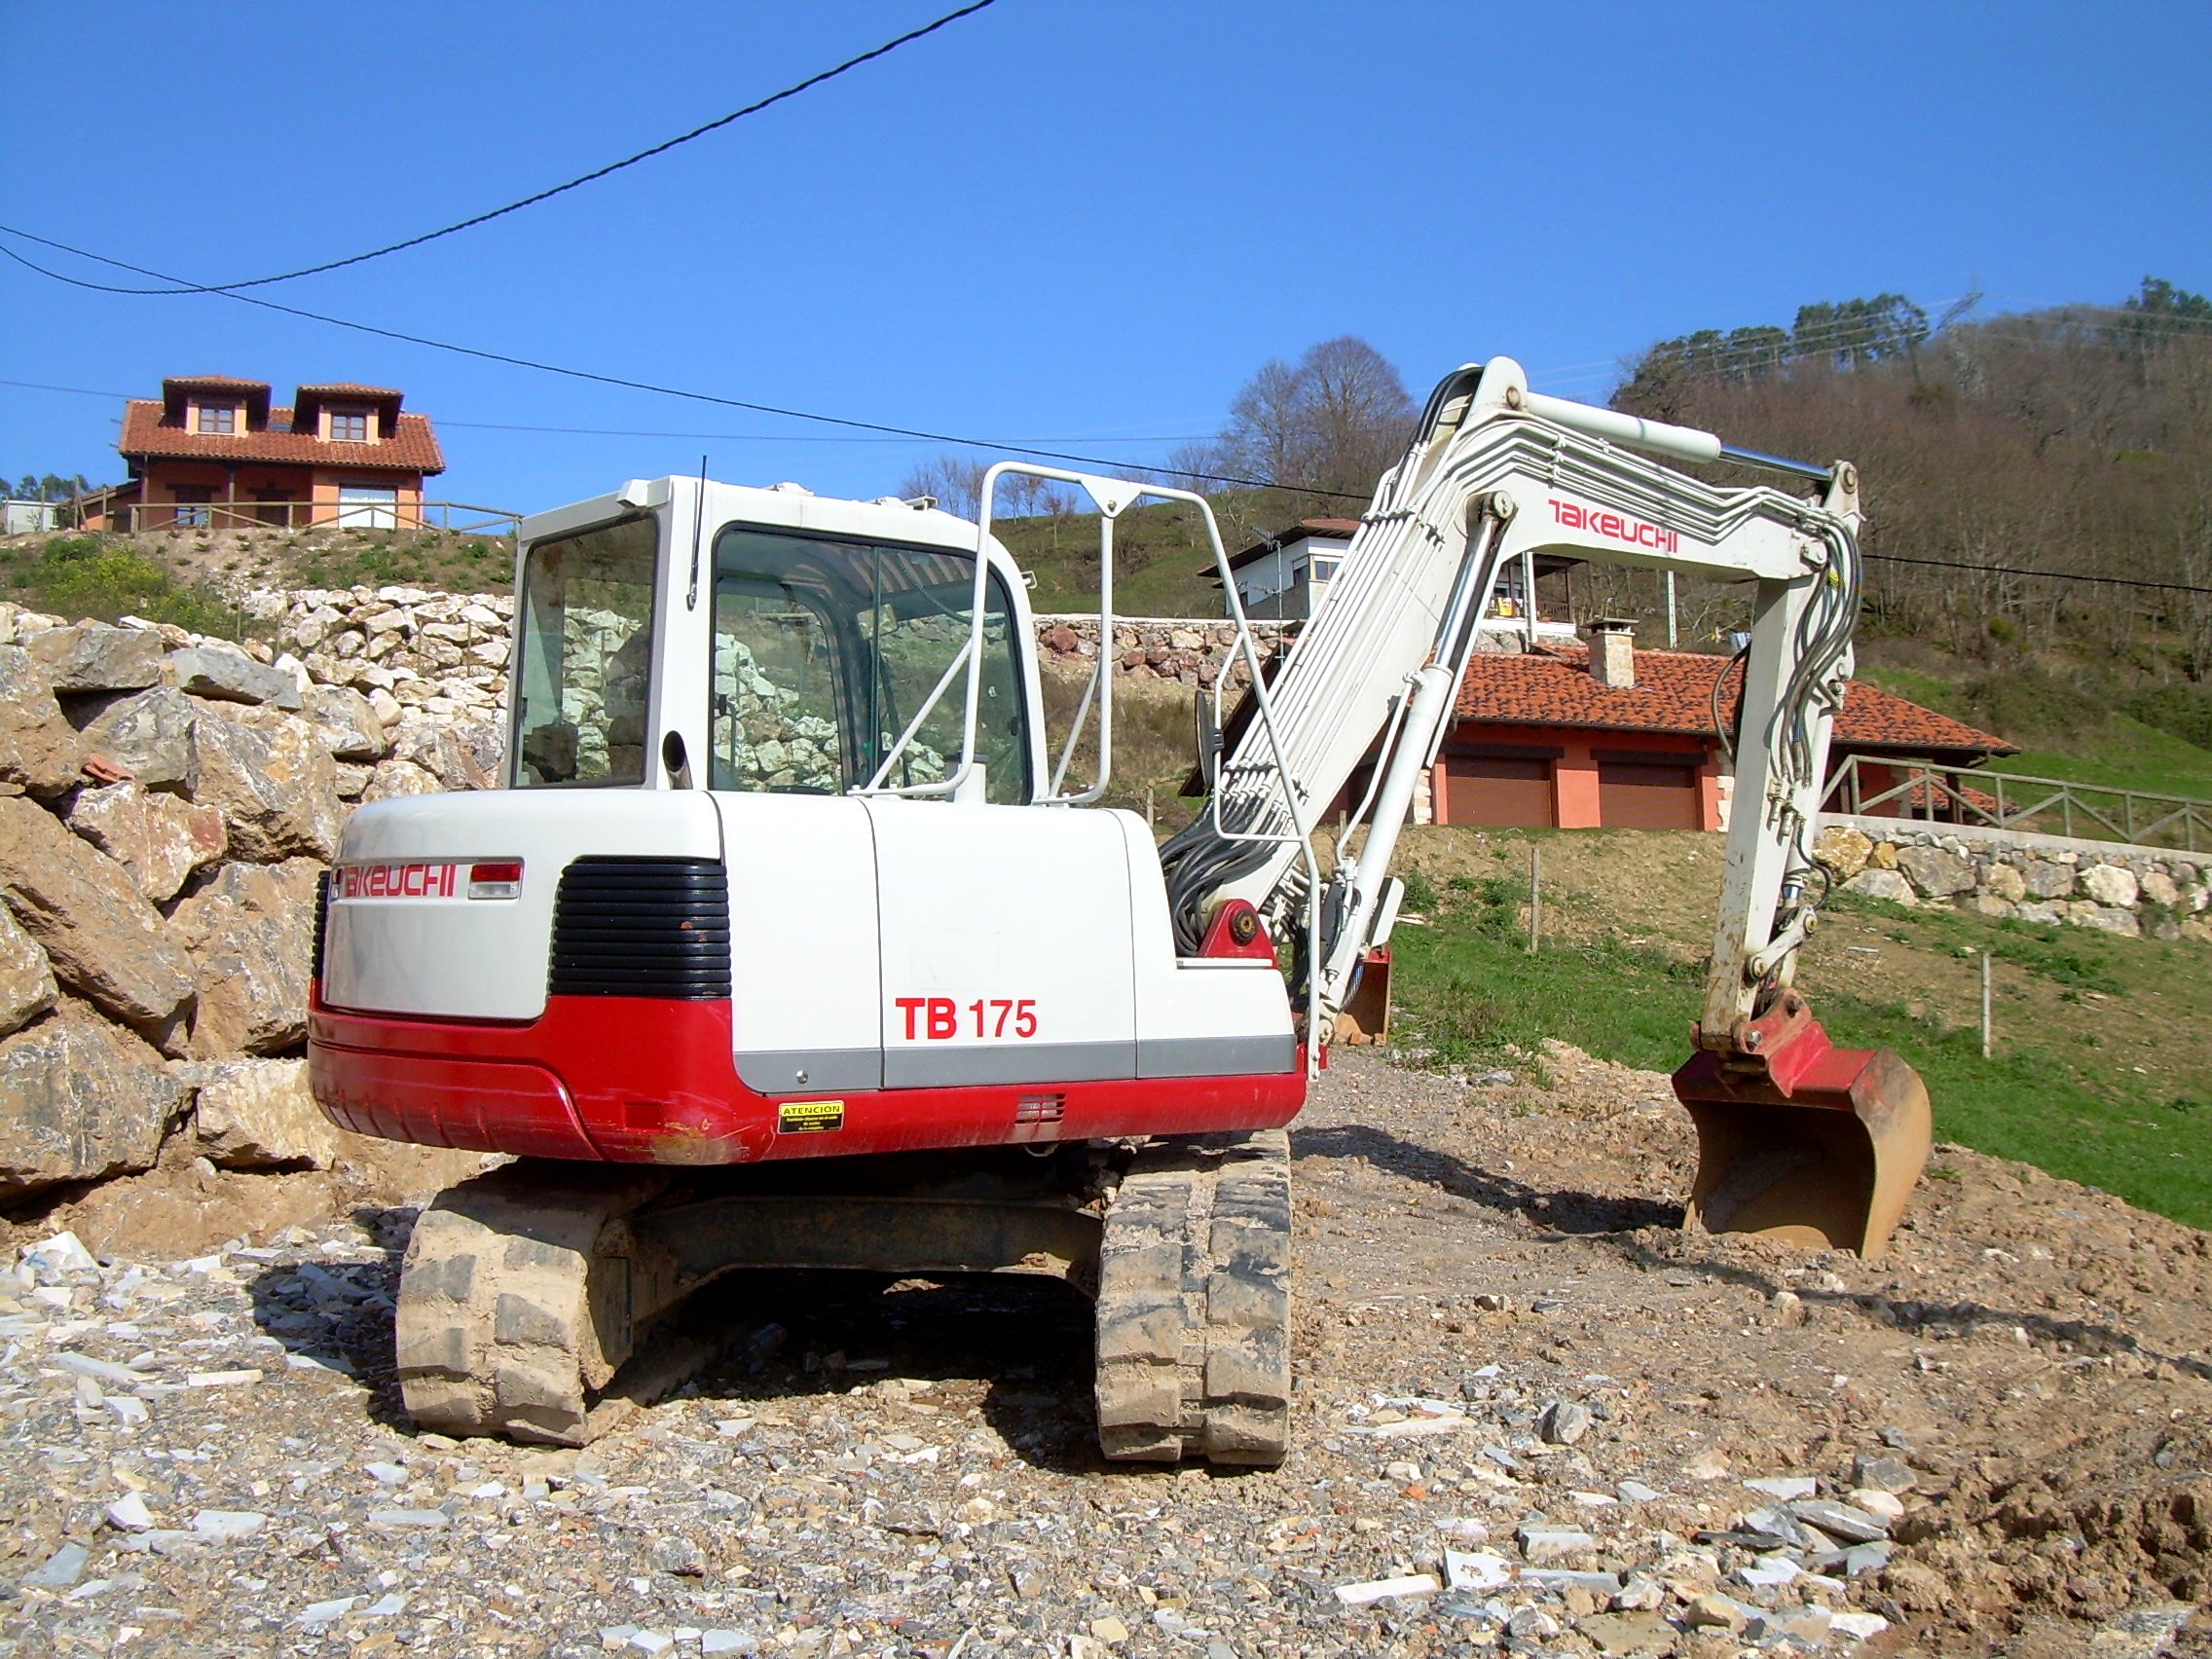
777;1099;845;1134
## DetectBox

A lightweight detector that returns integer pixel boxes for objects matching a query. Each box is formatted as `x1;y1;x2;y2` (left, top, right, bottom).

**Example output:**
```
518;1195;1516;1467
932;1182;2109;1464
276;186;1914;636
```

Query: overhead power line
0;226;1363;500
1861;551;2212;600
33;1;1002;297
0;380;1206;447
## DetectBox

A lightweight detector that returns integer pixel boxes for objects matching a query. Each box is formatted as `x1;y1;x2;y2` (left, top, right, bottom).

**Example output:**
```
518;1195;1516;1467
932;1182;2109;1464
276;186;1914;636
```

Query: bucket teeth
1094;1130;1294;1467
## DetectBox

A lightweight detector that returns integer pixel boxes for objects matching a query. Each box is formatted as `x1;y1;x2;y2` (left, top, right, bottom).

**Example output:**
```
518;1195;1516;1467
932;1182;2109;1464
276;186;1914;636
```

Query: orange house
85;376;446;532
1435;635;2014;831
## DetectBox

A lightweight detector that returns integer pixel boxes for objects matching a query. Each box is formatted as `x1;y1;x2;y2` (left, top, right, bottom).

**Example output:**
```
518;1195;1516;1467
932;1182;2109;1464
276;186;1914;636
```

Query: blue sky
3;1;2207;512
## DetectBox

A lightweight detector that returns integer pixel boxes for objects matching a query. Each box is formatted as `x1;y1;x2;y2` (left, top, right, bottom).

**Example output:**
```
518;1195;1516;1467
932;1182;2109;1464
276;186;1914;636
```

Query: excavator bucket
1671;1001;1933;1258
1331;947;1392;1045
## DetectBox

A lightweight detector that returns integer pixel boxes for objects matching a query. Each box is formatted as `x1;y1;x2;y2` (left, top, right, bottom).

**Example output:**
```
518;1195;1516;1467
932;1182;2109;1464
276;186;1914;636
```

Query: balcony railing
1826;754;2209;854
113;498;519;536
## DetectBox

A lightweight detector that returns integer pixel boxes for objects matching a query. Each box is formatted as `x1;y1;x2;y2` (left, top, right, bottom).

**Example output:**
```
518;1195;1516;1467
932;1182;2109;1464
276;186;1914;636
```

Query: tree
1206;336;1417;506
7;472;92;503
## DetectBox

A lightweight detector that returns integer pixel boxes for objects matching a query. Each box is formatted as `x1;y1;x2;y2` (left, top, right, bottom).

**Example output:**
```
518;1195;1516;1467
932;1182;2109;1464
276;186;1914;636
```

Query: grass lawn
2003;720;2212;803
1386;846;2212;1230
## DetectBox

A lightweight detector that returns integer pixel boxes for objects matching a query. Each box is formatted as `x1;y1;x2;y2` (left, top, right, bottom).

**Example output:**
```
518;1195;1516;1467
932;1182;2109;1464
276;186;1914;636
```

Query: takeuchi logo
336;862;460;900
1551;498;1679;553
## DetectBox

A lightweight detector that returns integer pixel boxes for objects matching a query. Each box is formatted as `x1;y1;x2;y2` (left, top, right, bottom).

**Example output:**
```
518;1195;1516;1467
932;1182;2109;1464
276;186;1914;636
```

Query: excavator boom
1163;356;1933;1254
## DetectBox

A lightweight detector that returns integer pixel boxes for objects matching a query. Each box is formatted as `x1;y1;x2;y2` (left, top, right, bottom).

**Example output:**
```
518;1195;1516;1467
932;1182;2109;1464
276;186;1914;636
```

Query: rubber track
1093;1129;1291;1466
393;1162;673;1446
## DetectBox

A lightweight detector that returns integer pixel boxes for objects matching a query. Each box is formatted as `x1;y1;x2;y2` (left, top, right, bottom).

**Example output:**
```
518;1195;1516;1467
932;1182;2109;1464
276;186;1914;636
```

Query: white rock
192;1509;267;1541
1830;1611;1891;1641
1444;1548;1513;1592
295;1597;358;1627
1333;1573;1441;1604
105;1493;154;1531
24;1231;98;1276
1517;1527;1598;1563
1744;1475;1817;1500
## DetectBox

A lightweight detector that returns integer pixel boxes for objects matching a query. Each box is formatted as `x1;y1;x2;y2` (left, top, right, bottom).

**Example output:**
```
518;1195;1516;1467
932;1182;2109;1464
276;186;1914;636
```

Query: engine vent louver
548;856;732;1001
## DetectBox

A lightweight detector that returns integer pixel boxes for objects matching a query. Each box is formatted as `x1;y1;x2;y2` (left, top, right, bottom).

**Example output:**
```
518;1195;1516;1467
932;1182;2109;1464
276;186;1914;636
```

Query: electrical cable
0;228;1369;501
19;1;1003;296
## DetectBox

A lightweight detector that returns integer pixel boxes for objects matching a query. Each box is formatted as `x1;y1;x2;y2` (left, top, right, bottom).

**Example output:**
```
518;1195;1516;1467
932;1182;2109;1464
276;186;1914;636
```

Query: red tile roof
1453;645;2014;759
294;383;402;398
118;399;446;476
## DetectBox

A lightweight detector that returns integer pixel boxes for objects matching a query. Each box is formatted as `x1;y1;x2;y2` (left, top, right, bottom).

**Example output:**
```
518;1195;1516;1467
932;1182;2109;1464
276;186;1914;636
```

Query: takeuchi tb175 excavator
308;357;1933;1463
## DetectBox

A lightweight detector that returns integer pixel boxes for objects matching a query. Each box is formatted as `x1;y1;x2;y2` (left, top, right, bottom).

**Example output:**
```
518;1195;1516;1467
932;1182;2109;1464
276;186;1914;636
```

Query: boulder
64;782;226;903
2074;903;2141;938
363;758;443;801
1846;868;1916;905
79;686;201;794
0;796;196;1048
1812;825;1872;882
186;1057;336;1169
1981;861;2027;903
0;1015;190;1198
1867;841;1899;871
333;762;372;799
190;704;344;863
1895;845;1974;900
170;859;321;1058
2141;869;2181;908
0;645;87;798
25;622;163;693
300;683;387;761
2014;901;2066;926
387;714;491;793
2079;864;2139;908
169;645;303;710
0;903;56;1039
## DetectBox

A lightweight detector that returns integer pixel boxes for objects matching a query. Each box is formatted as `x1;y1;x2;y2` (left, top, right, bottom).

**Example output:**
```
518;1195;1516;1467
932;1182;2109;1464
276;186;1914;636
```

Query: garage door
336;485;398;529
1597;757;1701;830
1444;756;1555;828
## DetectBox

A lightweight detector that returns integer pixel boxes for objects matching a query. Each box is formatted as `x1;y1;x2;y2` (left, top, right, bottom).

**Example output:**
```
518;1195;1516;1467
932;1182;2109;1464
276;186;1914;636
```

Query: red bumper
309;991;1305;1165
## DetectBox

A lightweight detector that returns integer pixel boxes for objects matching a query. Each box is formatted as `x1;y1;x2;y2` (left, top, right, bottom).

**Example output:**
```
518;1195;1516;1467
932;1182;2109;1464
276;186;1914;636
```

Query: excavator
307;356;1932;1464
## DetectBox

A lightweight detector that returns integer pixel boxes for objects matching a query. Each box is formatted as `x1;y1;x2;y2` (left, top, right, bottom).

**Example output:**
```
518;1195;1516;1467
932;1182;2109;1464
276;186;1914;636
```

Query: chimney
1589;619;1636;688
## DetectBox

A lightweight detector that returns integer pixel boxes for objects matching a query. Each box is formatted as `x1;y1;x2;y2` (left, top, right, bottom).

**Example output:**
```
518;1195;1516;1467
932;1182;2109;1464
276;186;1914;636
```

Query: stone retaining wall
1815;816;2211;943
1030;614;1288;685
0;589;506;1206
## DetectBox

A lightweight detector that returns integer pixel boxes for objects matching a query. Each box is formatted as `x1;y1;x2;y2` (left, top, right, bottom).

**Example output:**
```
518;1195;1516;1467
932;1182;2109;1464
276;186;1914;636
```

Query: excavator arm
1161;356;1932;1255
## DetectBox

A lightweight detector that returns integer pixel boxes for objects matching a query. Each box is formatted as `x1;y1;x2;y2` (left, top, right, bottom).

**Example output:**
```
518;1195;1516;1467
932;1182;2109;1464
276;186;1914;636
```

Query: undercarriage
393;1131;1293;1465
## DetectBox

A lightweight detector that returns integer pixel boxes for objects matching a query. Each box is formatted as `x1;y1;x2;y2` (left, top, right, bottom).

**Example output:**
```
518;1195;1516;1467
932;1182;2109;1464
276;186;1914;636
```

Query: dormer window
329;409;370;442
195;403;238;434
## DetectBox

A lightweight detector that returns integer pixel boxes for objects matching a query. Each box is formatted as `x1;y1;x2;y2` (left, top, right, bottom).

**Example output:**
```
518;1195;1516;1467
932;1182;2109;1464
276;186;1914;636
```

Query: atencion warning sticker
777;1099;845;1134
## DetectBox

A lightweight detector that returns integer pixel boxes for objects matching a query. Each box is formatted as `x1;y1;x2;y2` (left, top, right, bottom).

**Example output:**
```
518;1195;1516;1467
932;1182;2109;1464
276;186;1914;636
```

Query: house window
171;486;216;529
329;410;370;442
195;404;237;435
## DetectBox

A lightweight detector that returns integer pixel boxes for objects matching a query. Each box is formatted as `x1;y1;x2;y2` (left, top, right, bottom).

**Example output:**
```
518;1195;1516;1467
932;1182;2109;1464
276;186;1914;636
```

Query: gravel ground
3;1045;2208;1658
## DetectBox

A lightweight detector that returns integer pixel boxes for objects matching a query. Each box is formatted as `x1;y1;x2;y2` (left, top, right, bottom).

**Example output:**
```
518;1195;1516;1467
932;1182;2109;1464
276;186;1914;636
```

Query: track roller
1093;1129;1292;1466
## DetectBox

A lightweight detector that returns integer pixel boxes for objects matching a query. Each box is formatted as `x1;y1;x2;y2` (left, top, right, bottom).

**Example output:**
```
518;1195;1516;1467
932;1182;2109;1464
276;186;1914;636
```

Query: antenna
686;455;707;609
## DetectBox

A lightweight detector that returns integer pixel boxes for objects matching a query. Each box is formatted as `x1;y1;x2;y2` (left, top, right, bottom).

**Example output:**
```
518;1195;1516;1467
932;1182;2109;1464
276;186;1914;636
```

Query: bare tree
1212;336;1417;509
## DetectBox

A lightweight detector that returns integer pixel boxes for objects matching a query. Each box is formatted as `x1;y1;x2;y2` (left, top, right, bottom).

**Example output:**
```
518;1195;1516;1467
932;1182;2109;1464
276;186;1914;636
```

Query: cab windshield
711;525;1030;804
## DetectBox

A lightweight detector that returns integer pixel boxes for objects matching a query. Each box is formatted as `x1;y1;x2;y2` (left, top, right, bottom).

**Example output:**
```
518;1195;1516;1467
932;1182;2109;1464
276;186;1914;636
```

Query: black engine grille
548;857;732;1000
